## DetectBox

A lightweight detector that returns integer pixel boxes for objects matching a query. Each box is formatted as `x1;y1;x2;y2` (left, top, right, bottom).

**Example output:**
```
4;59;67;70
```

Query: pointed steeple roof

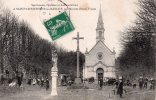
97;5;104;29
98;5;103;23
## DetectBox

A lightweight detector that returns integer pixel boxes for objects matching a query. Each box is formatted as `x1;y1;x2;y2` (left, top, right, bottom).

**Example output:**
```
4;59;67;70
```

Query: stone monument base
74;77;82;84
51;90;57;96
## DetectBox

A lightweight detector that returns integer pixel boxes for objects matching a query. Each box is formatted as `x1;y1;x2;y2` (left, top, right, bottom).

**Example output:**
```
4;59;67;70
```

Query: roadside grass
0;85;23;97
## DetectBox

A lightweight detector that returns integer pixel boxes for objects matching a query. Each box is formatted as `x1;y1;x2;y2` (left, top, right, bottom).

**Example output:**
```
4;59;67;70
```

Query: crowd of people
98;77;124;98
0;71;50;91
1;70;155;98
138;77;155;90
97;76;155;98
27;77;50;90
0;71;24;88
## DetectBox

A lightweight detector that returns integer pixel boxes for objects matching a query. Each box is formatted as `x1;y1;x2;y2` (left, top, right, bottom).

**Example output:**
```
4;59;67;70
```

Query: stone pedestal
75;77;82;84
51;66;58;96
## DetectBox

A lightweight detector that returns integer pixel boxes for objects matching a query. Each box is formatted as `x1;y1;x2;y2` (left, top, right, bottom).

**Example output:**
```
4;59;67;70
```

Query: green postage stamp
44;11;75;40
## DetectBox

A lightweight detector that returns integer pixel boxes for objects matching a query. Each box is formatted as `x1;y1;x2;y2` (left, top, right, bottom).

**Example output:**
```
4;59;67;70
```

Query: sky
1;0;138;57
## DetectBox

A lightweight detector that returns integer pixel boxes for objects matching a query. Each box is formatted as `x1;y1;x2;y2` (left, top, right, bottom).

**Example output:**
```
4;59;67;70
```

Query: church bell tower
96;6;105;43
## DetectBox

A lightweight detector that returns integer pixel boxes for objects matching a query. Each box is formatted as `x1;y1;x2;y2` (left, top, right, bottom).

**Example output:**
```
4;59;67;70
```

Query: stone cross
72;32;84;78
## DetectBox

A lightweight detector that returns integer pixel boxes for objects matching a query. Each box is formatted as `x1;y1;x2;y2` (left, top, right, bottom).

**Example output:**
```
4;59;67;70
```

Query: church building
83;7;116;81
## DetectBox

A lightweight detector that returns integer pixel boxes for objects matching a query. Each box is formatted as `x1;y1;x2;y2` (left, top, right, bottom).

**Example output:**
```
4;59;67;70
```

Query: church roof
87;40;114;55
93;61;110;67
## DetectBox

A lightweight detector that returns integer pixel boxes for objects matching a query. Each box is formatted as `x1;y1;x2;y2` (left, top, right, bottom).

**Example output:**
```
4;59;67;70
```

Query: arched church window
99;31;102;37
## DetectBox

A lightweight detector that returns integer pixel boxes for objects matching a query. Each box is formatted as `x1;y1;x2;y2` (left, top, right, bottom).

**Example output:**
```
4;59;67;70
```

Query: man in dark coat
46;78;49;90
99;78;103;89
16;72;22;87
17;76;22;87
41;78;44;87
28;78;31;85
144;77;148;89
138;77;143;90
117;77;123;98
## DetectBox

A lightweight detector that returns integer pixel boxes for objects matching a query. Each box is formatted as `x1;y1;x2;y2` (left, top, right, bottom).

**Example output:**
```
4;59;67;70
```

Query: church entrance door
96;68;104;81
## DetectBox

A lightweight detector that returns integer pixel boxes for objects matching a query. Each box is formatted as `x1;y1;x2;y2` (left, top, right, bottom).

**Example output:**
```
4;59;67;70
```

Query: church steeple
96;5;105;43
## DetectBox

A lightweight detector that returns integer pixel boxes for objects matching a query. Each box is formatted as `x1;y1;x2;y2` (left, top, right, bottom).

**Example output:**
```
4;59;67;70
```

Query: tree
0;8;85;83
118;0;156;79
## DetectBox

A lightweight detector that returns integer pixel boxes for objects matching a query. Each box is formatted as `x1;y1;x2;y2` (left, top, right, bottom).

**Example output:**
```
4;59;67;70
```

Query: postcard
0;0;155;100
